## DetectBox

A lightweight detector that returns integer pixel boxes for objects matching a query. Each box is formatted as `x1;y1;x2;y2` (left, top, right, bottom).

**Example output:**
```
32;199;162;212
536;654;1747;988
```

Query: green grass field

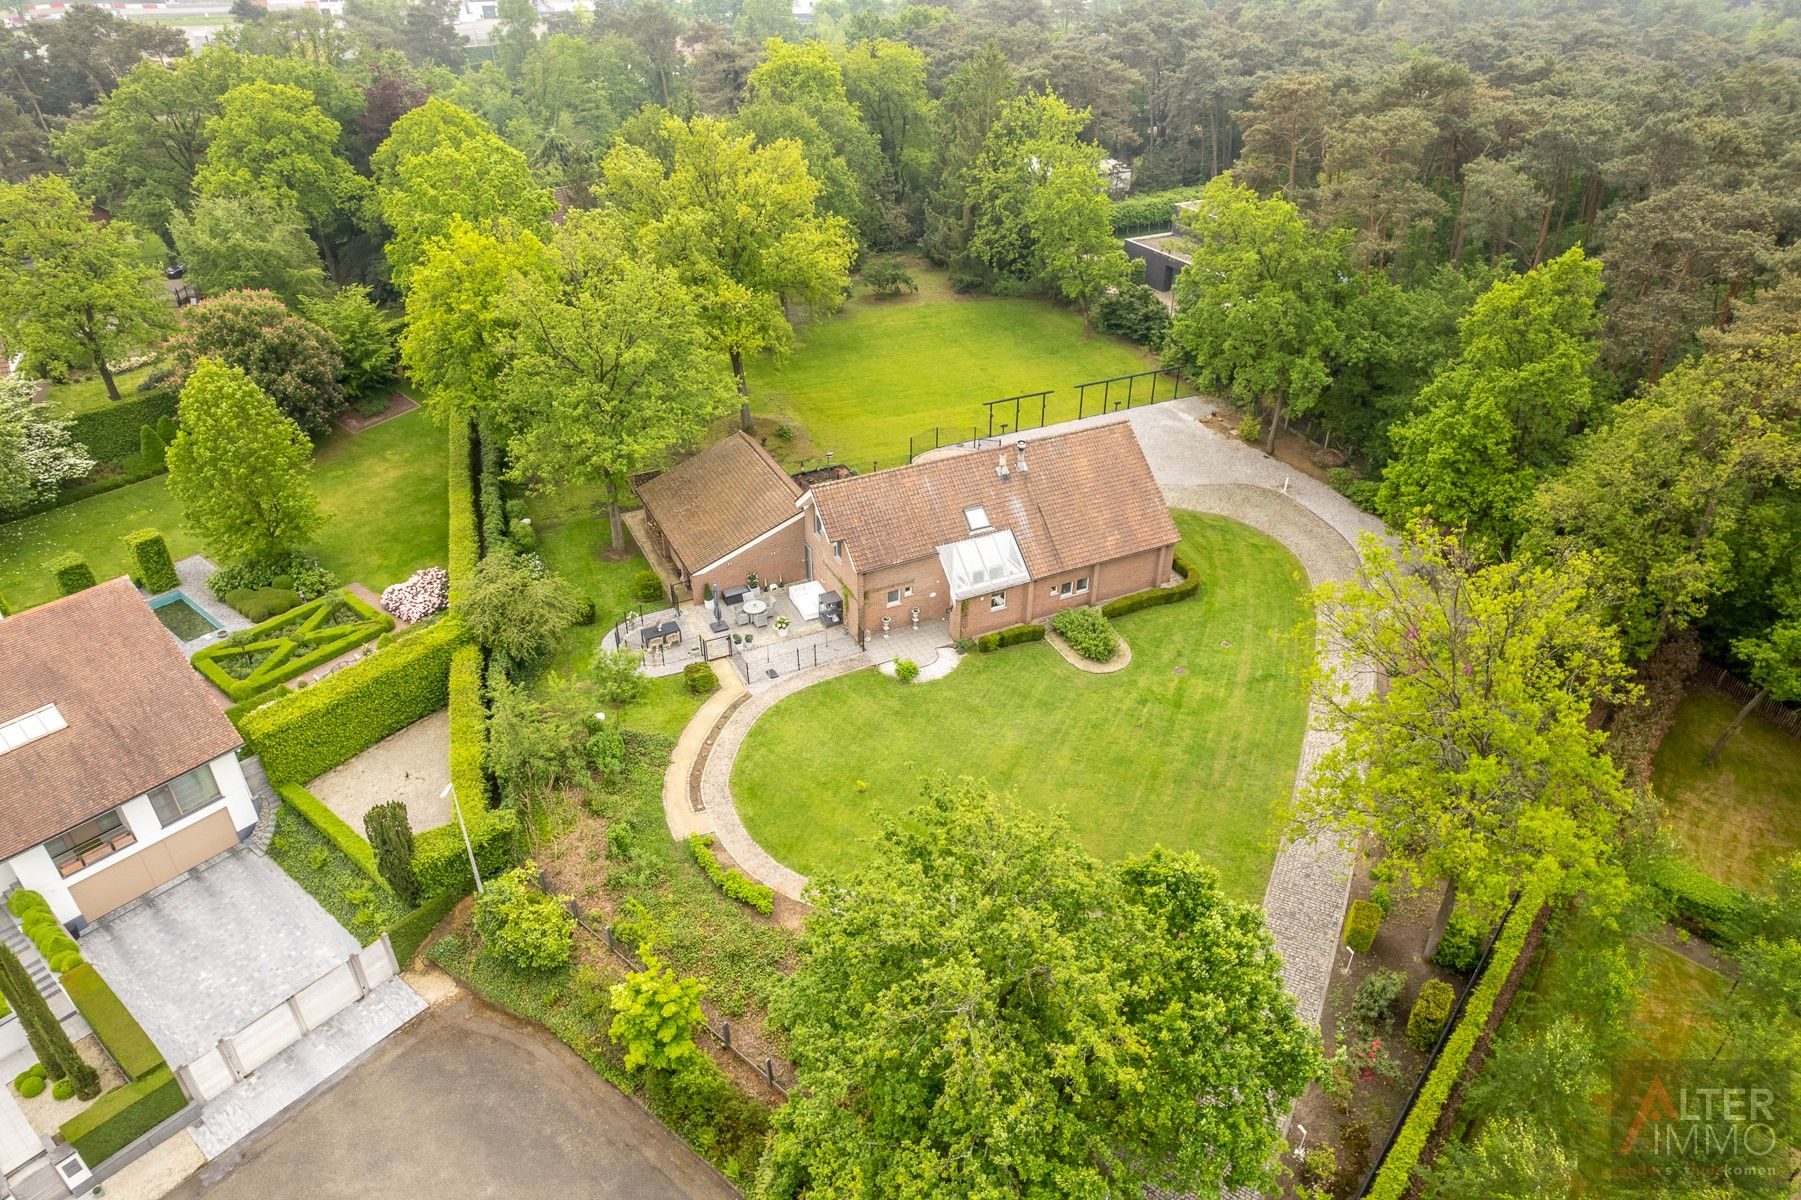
731;512;1312;901
0;408;445;611
44;366;157;417
745;269;1154;472
1652;690;1801;890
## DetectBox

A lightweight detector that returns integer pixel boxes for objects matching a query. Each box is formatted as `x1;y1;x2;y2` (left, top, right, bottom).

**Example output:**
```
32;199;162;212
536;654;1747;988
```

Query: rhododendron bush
381;567;448;622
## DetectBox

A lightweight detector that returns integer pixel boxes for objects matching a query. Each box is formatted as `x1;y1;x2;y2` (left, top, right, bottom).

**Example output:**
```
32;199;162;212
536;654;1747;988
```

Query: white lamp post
441;782;484;894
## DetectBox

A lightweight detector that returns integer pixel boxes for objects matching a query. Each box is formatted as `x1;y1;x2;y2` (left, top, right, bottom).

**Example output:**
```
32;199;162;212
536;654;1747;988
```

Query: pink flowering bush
381;567;448;622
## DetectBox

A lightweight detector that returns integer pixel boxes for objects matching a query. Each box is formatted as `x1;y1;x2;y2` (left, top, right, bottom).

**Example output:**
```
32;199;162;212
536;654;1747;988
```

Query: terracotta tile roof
637;431;804;572
810;422;1177;578
0;578;242;860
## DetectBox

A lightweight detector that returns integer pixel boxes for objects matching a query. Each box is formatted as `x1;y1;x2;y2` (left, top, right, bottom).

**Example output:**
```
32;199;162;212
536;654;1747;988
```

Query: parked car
164;263;185;279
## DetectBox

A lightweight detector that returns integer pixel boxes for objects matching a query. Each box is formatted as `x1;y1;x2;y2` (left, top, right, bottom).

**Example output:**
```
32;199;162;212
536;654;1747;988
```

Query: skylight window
964;505;989;532
0;704;66;754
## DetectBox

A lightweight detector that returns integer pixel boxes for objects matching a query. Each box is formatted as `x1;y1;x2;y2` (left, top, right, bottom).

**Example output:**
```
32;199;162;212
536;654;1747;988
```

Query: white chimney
996;453;1010;480
1015;440;1028;473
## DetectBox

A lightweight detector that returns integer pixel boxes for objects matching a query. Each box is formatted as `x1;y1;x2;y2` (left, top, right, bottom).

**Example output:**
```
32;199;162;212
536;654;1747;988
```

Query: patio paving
77;849;362;1069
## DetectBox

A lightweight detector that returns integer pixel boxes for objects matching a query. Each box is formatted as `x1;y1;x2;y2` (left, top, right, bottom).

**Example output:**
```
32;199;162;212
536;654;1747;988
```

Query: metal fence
906;368;1194;463
1697;660;1801;739
559;892;795;1097
729;636;861;685
176;936;400;1103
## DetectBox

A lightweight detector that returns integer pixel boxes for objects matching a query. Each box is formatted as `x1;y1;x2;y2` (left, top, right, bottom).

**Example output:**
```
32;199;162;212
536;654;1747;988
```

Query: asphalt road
168;991;740;1200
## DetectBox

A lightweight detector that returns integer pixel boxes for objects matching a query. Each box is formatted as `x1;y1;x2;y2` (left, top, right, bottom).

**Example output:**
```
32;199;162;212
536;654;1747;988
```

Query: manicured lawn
732;511;1311;902
1652;690;1801;890
44;365;157;417
745;268;1155;472
0;406;445;611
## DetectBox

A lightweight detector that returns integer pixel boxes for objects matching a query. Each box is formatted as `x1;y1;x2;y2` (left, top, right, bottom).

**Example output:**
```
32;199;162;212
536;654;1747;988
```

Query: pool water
152;596;220;641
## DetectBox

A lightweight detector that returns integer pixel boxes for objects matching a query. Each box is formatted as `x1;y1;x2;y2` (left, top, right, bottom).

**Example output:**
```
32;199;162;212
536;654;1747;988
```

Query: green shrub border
59;1066;185;1167
1109;186;1204;234
975;622;1047;653
1643;855;1751;947
687;834;774;915
278;782;389;892
63;388;180;464
240;615;466;783
1100;551;1199;619
123;528;178;594
60;964;164;1081
448;419;478;605
190;589;394;702
48;551;96;596
386;888;463;967
1367;885;1546;1200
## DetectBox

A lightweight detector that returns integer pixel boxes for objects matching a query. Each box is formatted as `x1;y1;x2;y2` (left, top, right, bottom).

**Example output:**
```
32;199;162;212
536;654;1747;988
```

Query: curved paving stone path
696;399;1376;1036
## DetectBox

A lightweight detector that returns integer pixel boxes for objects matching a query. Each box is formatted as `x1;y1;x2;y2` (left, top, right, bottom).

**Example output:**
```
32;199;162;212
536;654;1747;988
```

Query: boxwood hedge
239;615;468;785
1367;885;1545;1200
123;528;178;594
278;782;387;892
48;552;96;596
60;964;164;1080
190;589;394;702
1643;855;1751;947
1100;551;1199;618
60;1066;185;1166
975;623;1046;652
66;388;179;464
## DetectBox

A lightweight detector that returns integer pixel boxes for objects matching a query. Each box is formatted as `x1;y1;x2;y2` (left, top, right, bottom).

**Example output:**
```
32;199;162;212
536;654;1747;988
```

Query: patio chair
663;623;684;645
754;608;771;628
735;607;751;626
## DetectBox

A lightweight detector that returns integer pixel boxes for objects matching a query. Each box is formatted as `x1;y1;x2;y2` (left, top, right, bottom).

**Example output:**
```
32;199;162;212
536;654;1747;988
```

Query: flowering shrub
381;566;449;622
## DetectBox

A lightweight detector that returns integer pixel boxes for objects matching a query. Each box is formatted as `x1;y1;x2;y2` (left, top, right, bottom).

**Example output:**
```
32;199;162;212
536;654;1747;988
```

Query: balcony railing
54;828;137;877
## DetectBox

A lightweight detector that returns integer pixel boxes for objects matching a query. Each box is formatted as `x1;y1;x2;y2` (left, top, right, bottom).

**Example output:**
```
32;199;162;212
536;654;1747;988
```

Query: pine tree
364;800;419;905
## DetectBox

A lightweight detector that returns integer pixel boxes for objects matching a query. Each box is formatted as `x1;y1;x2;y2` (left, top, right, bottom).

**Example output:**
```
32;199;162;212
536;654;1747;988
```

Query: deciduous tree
0;375;92;515
762;779;1319;1199
301;285;398;403
167;290;345;434
167;359;323;565
0;174;171;402
168;192;326;304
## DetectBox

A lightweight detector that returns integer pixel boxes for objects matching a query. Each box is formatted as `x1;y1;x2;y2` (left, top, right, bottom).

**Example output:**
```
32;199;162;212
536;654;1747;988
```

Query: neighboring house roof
638;431;804;573
810;422;1178;579
0;578;242;860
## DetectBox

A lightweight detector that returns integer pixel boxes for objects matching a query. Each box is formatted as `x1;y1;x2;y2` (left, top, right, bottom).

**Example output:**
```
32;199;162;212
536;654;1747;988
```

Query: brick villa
635;422;1178;647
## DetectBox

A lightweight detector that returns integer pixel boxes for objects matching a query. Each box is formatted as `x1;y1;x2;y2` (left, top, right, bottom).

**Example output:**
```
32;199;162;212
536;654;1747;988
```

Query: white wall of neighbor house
4;751;256;927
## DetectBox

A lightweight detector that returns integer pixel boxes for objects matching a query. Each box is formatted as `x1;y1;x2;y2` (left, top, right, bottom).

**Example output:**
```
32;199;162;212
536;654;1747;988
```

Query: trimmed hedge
1109;186;1203;233
1344;899;1382;954
1644;855;1751;947
386;888;463;967
65;387;179;464
975;622;1047;653
48;552;96;596
683;661;720;695
448;419;478;606
6;889;81;970
123;529;178;593
412;796;517;899
59;1066;185;1166
1368;886;1545;1200
190;589;394;702
1406;979;1455;1050
60;964;164;1081
279;782;388;891
1100;551;1200;619
687;834;775;915
222;686;288;732
239;615;468;785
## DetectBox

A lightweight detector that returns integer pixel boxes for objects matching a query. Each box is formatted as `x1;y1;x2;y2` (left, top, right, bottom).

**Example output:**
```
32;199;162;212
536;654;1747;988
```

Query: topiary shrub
893;657;919;682
1052;606;1119;662
122;528;178;594
47;552;96;596
17;1075;45;1098
633;570;664;604
472;862;573;971
364;800;419;906
51;1077;76;1101
1343;899;1382;954
1406;979;1456;1050
14;1064;45;1090
222;586;304;623
683;661;719;695
138;424;167;470
156;414;178;445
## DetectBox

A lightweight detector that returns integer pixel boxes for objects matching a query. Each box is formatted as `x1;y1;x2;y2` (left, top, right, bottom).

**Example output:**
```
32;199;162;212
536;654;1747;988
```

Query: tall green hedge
1367;885;1546;1200
122;528;179;594
409;640;515;897
448;419;478;607
60;1066;185;1166
239;616;468;785
1643;856;1751;947
60;964;164;1081
1109;187;1204;233
277;782;388;891
47;552;96;596
66;388;180;464
385;888;462;966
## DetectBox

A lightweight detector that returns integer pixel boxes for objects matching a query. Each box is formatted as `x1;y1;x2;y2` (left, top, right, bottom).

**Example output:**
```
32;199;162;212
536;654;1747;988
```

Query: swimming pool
150;593;221;641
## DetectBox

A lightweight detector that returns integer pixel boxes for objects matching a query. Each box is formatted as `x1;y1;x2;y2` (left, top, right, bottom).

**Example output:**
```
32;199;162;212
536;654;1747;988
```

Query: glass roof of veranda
937;529;1031;601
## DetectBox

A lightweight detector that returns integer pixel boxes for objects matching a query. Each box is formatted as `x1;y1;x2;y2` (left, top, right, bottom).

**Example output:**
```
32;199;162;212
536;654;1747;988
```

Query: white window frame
989;591;1007;611
964;505;989;532
886;588;901;607
0;704;67;754
1075;577;1089;594
148;761;223;828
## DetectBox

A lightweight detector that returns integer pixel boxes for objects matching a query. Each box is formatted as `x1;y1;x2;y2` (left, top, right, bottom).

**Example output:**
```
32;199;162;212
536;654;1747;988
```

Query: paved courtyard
308;709;452;835
167;992;738;1200
79;849;359;1070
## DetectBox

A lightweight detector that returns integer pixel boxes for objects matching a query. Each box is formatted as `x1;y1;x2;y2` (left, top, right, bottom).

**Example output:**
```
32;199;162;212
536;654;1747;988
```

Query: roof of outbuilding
0;578;242;860
637;432;805;573
808;422;1177;578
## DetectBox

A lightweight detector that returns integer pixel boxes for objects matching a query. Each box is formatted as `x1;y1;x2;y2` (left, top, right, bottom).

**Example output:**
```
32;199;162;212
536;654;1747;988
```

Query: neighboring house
0;579;257;932
636;430;809;604
802;423;1179;644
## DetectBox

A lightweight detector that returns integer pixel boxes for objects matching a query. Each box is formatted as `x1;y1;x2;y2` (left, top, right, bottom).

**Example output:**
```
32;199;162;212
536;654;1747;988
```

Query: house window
886;584;913;607
989;591;1007;611
0;704;66;755
148;762;222;827
1075;577;1089;594
1056;581;1072;598
812;507;823;535
832;540;843;563
964;505;989;532
46;809;135;877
